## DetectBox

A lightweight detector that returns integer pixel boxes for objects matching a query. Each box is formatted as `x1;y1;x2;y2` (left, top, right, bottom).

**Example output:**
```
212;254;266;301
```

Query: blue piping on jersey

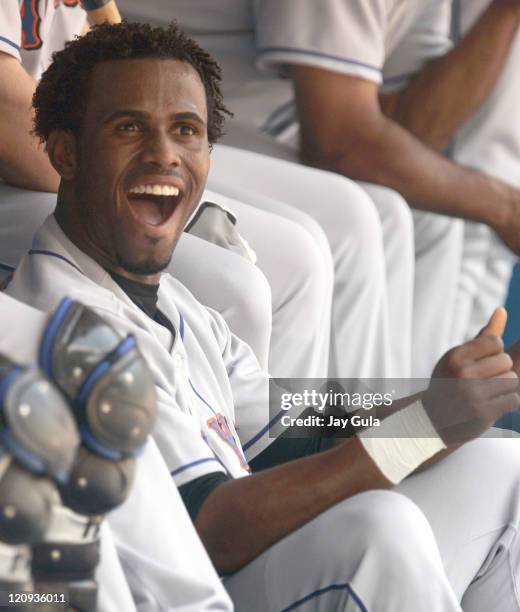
0;262;15;272
171;456;221;477
0;36;20;52
451;0;462;43
29;249;84;275
383;71;417;87
189;379;218;418
179;312;185;340
258;46;381;75
261;99;295;133
242;407;285;452
281;582;367;612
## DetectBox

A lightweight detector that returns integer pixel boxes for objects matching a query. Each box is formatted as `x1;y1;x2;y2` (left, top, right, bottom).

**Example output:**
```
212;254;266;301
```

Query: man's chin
117;254;172;278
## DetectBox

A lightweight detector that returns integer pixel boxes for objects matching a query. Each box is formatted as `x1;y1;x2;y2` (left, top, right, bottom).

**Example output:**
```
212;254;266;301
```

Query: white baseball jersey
0;291;234;611
255;0;452;91
6;216;287;484
0;1;86;80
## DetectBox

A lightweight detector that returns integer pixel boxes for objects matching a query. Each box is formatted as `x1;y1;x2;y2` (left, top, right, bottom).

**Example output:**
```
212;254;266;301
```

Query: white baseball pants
225;436;520;611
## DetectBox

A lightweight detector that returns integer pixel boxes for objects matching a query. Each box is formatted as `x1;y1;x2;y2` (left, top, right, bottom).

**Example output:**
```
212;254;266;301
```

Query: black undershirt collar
109;270;176;347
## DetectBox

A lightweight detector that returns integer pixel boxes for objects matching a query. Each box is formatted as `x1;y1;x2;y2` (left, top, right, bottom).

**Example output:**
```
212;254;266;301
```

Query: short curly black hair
33;20;231;144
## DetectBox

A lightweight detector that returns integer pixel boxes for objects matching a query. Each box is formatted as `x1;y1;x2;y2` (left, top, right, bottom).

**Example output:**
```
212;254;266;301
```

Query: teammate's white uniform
451;0;519;341
0;0;336;379
7;217;520;611
152;0;476;376
0;290;233;611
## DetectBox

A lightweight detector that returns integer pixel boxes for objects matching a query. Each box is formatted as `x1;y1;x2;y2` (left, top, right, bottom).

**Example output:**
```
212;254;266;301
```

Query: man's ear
46;130;78;180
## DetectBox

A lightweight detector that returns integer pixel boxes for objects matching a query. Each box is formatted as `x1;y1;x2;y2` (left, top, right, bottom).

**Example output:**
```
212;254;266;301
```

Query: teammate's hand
423;307;519;446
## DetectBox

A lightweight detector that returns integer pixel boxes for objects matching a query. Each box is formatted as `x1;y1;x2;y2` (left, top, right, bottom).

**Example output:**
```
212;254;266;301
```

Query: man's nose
143;130;181;167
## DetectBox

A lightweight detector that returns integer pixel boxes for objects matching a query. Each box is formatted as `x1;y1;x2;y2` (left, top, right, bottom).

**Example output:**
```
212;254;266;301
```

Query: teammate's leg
202;187;333;378
210;144;395;378
172;231;273;370
357;181;414;377
411;211;465;377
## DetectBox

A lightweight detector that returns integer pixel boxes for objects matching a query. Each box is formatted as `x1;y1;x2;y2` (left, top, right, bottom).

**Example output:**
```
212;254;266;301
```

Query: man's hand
423;307;519;446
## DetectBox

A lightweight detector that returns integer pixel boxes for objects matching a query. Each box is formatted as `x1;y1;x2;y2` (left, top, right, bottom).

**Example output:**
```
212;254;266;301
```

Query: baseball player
8;21;520;611
0;291;234;611
160;0;520;377
0;0;409;381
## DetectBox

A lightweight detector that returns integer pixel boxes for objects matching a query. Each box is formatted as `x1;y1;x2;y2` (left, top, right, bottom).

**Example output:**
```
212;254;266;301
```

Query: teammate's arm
379;0;520;151
0;52;60;192
291;66;520;255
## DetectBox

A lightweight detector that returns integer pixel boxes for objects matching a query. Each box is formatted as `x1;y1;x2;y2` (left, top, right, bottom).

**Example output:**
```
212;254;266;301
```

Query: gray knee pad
0;356;80;597
0;356;79;545
60;447;135;515
39;298;156;514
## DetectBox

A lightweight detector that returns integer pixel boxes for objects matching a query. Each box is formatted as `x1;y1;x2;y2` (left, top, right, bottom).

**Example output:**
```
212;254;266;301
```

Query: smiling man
42;39;215;286
7;21;520;612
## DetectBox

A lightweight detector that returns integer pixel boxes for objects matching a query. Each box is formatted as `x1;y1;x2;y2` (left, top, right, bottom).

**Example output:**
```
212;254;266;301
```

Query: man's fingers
477;307;507;338
485;390;520;420
462;351;514;379
451;334;504;363
470;371;519;402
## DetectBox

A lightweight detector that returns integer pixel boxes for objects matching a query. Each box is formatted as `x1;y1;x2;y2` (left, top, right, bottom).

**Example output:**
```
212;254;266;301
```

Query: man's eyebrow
102;110;206;126
103;110;149;124
174;112;206;126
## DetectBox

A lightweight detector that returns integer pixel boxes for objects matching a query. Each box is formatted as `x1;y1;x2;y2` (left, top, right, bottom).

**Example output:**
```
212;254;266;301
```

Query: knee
306;172;382;247
282;220;333;300
413;210;464;253
222;258;272;333
318;491;441;576
361;182;414;240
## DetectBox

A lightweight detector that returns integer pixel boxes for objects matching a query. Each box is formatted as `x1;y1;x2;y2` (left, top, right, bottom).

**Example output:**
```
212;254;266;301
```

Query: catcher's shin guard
0;356;80;604
34;298;157;610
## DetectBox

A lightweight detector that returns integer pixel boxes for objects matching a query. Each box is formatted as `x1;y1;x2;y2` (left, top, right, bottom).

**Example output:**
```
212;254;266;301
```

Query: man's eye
117;122;141;132
178;124;197;136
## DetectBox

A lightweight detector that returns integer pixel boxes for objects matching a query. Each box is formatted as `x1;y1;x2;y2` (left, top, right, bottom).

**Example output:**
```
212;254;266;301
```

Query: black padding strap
32;540;100;583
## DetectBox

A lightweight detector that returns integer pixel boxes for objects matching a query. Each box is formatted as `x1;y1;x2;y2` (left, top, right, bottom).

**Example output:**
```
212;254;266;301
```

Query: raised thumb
477;307;507;338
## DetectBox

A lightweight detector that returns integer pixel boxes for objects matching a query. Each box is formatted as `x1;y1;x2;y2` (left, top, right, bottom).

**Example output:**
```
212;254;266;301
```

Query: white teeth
128;184;180;197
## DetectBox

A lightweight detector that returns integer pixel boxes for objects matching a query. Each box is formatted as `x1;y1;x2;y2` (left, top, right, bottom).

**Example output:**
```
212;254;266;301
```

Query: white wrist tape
358;400;446;484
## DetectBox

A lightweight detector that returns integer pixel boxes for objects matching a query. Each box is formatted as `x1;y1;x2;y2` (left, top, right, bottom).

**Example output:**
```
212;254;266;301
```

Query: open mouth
127;184;182;227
